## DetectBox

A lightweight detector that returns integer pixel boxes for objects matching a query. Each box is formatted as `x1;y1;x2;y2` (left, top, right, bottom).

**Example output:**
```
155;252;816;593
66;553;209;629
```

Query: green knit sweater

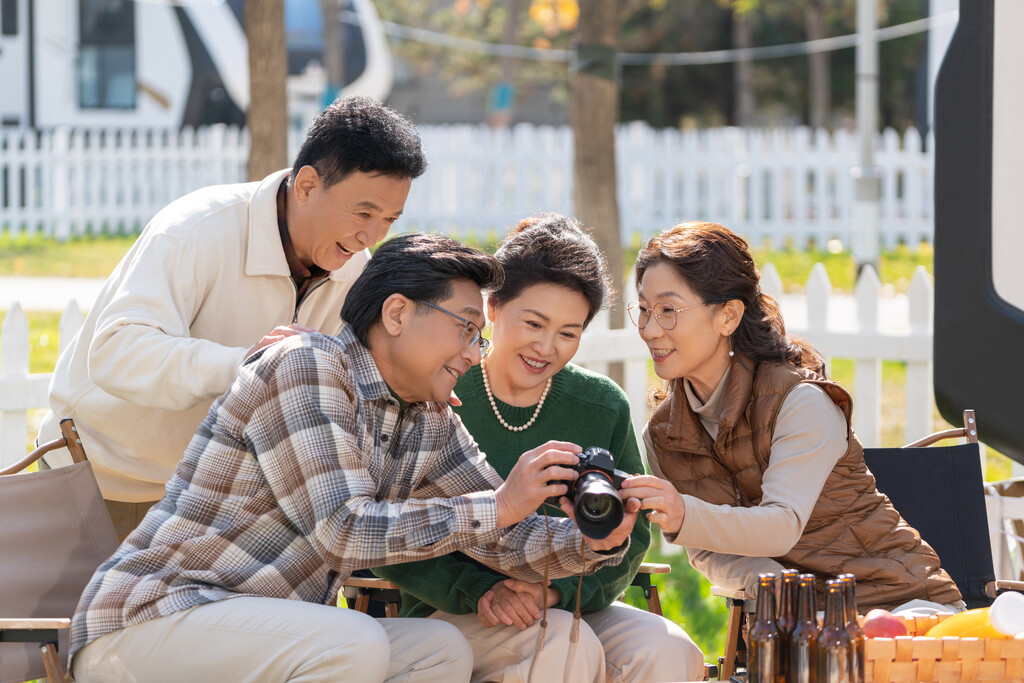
373;362;650;618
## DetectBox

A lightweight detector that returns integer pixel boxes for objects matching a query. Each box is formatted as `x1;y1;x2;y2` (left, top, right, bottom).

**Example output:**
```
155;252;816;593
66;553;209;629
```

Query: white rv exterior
0;0;391;129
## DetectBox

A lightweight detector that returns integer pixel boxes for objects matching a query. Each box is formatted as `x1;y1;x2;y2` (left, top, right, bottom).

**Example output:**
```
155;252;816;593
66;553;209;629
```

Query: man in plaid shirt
70;233;638;683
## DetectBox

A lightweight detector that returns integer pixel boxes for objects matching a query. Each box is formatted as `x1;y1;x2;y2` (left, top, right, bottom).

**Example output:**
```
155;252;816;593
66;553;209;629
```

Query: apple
861;608;910;638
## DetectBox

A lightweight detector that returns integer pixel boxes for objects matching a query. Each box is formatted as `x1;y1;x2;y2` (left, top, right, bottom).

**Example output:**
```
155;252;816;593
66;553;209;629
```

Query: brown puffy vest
647;355;962;611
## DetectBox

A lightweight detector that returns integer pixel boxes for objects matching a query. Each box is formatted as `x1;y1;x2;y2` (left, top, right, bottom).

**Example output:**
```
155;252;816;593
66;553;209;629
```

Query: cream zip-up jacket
38;169;368;502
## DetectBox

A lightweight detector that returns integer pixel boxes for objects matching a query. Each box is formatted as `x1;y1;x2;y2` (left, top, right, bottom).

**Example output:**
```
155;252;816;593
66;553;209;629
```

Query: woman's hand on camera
561;496;641;551
619;475;687;536
495;441;581;528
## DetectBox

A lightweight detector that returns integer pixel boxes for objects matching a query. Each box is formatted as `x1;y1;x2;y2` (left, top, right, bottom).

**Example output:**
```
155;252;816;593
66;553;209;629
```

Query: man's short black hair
290;96;427;189
341;233;504;346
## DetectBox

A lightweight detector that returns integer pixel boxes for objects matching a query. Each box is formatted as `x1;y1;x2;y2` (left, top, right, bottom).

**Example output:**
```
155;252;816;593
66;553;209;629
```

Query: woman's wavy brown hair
635;222;825;384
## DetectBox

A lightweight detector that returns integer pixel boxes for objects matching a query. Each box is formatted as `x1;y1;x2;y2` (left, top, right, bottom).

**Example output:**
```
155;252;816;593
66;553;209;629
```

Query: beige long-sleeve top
643;366;849;598
38;170;368;501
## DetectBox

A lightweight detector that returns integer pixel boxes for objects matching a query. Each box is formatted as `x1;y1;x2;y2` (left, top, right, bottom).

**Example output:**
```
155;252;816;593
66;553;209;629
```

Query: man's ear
719;299;745;337
379;294;413;337
292;165;321;206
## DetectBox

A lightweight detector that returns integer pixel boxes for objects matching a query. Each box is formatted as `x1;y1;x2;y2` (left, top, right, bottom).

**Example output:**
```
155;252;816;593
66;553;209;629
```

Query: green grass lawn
3;232;935;291
0;233;136;278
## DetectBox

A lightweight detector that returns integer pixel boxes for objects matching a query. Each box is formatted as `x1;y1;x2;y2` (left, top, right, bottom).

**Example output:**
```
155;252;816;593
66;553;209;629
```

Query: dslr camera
547;446;629;539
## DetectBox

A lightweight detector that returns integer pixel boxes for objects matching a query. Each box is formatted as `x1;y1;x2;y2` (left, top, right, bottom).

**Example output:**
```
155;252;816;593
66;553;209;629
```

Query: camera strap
528;508;588;683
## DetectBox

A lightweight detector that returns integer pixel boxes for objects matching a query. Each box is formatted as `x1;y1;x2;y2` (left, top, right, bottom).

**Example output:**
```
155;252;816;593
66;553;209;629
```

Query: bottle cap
989;592;1024;636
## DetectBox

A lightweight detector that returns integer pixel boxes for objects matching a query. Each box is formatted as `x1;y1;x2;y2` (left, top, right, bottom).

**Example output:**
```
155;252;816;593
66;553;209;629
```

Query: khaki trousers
432;601;704;683
73;597;473;683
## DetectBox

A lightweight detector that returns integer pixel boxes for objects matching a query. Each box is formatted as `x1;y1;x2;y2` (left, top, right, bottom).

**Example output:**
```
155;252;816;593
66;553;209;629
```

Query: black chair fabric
863;442;995;609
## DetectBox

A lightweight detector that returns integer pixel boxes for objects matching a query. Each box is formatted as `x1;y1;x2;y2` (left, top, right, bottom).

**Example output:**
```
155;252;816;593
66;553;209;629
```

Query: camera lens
572;472;624;539
579;491;617;520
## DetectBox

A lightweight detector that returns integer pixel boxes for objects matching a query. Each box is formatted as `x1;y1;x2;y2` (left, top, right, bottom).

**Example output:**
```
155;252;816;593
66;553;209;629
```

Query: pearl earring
728;350;735;358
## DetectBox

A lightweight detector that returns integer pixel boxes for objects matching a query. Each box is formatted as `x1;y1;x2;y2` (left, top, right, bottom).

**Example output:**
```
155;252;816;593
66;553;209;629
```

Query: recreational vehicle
0;0;392;130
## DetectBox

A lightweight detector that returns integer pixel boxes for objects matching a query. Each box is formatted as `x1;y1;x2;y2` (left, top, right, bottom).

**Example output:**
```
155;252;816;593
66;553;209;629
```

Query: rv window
79;0;135;108
2;0;16;36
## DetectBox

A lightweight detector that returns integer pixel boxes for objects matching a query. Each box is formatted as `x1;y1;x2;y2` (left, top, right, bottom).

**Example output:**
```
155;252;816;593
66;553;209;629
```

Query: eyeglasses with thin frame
626;301;706;331
415;300;491;353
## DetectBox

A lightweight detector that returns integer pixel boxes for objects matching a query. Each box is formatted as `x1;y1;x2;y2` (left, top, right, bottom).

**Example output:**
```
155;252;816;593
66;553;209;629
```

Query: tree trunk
806;0;831;128
321;0;345;101
246;0;289;181
732;9;755;126
571;0;624;384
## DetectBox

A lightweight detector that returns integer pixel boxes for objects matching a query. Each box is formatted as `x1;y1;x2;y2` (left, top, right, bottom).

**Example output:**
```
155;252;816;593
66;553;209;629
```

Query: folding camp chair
0;418;120;683
863;409;1024;607
714;410;1024;681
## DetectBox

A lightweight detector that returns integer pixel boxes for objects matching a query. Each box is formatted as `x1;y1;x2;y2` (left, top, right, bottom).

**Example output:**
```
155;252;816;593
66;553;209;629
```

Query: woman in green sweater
374;214;703;683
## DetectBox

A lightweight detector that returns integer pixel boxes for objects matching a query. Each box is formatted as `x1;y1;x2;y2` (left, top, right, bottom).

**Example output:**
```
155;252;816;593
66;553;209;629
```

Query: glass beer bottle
816;579;852;683
787;574;818;683
837;574;864;683
749;573;784;683
777;569;799;677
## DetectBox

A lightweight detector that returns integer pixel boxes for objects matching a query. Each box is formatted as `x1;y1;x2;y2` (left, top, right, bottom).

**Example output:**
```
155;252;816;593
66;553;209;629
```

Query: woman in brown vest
619;222;963;613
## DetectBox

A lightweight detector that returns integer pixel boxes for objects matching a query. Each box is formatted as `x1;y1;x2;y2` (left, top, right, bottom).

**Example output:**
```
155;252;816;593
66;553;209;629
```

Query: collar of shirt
277;179;327;292
387;386;412;414
684;365;732;422
336;325;432;420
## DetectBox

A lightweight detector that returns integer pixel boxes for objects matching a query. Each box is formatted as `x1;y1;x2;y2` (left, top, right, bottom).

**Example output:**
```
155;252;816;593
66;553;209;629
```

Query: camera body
547;446;629;539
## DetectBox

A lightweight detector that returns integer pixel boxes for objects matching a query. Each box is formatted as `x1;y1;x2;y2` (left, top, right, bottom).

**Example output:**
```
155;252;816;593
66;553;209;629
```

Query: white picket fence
1;124;933;247
0;262;934;468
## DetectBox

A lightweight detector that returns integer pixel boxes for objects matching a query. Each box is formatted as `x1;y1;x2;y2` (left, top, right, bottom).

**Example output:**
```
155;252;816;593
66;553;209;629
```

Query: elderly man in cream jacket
38;96;426;539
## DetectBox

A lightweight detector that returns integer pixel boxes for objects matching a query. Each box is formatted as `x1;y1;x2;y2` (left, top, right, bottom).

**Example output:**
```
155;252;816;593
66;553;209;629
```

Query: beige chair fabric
0;461;119;683
987;476;1024;582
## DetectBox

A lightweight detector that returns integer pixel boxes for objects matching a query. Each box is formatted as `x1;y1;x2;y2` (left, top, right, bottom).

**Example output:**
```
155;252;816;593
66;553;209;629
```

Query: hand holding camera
496;443;640;550
494;440;582;528
619;474;688;535
543;447;640;551
545;447;632;539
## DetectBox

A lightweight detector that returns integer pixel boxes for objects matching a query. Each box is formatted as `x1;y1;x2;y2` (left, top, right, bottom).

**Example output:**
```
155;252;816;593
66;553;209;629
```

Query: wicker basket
865;613;1024;683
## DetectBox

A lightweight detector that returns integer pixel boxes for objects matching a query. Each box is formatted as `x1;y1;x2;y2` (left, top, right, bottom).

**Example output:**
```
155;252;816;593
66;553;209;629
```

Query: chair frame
0;418;89;682
712;410;1024;681
0;417;87;475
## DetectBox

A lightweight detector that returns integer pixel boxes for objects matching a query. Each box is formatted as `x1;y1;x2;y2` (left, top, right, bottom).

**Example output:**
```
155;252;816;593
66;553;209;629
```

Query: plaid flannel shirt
70;326;625;662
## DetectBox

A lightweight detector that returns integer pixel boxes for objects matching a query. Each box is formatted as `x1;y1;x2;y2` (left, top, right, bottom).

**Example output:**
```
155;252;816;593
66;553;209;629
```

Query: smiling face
289;166;412;271
636;261;740;400
380;278;487;403
485;283;590;405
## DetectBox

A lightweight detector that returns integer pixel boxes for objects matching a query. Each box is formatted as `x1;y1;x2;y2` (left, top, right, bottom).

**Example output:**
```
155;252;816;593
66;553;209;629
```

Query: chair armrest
343;577;400;590
636;562;671;575
0;618;71;630
995;579;1024;593
710;585;747;600
711;585;757;613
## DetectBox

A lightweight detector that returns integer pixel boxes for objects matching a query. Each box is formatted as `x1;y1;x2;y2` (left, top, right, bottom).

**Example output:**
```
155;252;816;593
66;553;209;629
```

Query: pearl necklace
481;359;552;432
